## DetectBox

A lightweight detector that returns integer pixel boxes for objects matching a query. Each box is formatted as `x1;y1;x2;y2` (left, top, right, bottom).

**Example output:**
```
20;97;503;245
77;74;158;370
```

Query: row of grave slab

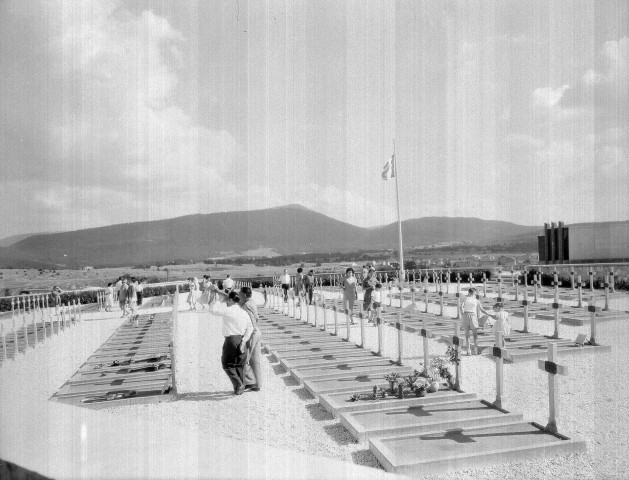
266;284;613;364
258;295;586;476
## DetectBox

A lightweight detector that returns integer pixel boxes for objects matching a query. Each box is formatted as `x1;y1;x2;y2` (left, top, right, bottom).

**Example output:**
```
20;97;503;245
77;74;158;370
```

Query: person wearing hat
460;288;491;355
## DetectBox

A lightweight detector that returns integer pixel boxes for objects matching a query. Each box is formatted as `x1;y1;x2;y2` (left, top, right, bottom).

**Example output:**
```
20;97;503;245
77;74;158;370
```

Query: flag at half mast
382;154;396;180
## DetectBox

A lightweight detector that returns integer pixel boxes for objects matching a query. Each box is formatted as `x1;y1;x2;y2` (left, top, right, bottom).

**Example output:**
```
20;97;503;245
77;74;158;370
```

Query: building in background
539;221;629;263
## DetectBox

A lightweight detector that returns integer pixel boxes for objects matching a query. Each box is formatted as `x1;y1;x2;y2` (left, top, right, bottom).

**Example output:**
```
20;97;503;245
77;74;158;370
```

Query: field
0;261;356;296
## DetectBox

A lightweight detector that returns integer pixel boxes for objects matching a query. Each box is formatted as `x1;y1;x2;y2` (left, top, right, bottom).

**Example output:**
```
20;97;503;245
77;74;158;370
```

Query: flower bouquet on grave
427;374;441;393
414;381;428;397
430;357;455;390
384;372;403;394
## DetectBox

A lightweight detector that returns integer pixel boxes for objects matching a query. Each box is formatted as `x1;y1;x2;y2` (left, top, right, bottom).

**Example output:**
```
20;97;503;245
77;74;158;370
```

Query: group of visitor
110;277;144;317
460;288;511;355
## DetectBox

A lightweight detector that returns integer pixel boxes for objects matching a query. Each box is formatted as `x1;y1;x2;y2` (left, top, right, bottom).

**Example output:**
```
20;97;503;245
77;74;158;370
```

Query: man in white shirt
223;274;235;293
209;288;254;394
279;269;291;302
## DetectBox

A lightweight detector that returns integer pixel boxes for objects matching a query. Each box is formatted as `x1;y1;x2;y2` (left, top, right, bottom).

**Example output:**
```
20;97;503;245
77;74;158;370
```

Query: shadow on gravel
272;363;287;375
305;402;334;421
281;375;300;387
292;387;314;401
323;423;358;446
351;449;383;469
177;391;235;402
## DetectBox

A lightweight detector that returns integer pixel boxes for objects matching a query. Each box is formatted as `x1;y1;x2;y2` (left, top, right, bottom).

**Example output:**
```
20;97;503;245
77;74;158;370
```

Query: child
491;302;510;347
105;283;114;312
370;283;383;325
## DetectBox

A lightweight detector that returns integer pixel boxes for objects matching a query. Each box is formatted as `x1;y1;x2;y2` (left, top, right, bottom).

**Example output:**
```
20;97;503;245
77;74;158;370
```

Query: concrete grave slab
369;421;586;476
339;398;523;442
302;367;414;399
319;389;476;418
291;360;402;384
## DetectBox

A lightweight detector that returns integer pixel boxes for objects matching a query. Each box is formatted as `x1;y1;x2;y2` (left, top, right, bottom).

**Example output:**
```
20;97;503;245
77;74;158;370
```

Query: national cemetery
1;261;628;479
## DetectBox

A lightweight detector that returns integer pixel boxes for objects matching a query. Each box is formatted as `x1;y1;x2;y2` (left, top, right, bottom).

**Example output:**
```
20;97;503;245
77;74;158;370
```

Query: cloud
531;85;570;109
583;36;628;102
7;1;244;231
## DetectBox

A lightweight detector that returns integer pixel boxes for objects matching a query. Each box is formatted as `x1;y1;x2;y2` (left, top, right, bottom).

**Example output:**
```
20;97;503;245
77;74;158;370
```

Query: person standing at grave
362;268;377;323
187;278;197;310
240;286;262;391
294;267;305;304
304;270;316;304
127;278;138;317
105;283;114;312
118;279;129;317
51;286;62;311
135;279;144;306
279;269;291;302
208;287;253;395
223;274;235;293
460;287;491;355
491;302;511;347
370;283;383;324
114;277;123;302
341;268;358;324
198;275;211;309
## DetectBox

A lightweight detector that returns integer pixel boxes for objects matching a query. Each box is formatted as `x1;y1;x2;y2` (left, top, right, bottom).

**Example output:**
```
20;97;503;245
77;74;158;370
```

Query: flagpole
393;140;404;281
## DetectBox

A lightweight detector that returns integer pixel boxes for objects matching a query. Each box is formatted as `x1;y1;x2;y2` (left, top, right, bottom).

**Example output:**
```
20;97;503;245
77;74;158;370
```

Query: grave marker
482;273;487;297
395;312;403;366
358;312;365;348
1;324;7;362
602;276;610;311
610;267;615;292
490;331;512;409
588;268;594;292
420;315;435;376
537;343;567;434
333;300;339;336
440;323;462;391
376;316;384;356
587;297;600;345
521;290;530;333
576;276;583;308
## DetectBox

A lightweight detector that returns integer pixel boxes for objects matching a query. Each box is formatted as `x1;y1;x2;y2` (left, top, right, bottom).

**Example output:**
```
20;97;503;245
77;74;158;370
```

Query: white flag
382;154;396;180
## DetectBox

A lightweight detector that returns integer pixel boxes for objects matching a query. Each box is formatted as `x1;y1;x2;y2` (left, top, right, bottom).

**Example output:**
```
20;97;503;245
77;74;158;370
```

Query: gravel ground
2;290;628;479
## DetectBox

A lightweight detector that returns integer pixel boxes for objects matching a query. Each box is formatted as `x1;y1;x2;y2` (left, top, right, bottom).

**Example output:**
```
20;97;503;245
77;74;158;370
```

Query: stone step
340;398;523;442
319;389;476;418
369;421;586;476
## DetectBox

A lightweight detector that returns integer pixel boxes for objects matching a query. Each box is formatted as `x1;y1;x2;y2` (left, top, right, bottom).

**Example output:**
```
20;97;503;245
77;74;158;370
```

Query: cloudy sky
0;0;627;238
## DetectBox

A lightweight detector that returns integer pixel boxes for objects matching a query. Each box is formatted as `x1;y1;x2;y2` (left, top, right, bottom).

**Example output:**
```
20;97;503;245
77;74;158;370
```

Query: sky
0;0;627;238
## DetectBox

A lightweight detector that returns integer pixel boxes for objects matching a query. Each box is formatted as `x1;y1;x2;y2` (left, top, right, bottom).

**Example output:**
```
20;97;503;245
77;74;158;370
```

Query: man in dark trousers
240;287;261;391
209;288;253;395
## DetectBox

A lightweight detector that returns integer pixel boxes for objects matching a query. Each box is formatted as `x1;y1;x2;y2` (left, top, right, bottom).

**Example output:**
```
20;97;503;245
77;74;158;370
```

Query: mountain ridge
7;205;543;268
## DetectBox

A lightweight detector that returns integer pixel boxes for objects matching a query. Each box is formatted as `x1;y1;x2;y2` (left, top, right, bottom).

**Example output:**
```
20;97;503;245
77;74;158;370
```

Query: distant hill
0;246;57;269
9;205;541;268
0;231;62;248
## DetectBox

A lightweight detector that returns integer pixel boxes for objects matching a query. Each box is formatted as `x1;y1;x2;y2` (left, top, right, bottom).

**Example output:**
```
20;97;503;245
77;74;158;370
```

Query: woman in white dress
187;278;197;310
459;288;491;355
